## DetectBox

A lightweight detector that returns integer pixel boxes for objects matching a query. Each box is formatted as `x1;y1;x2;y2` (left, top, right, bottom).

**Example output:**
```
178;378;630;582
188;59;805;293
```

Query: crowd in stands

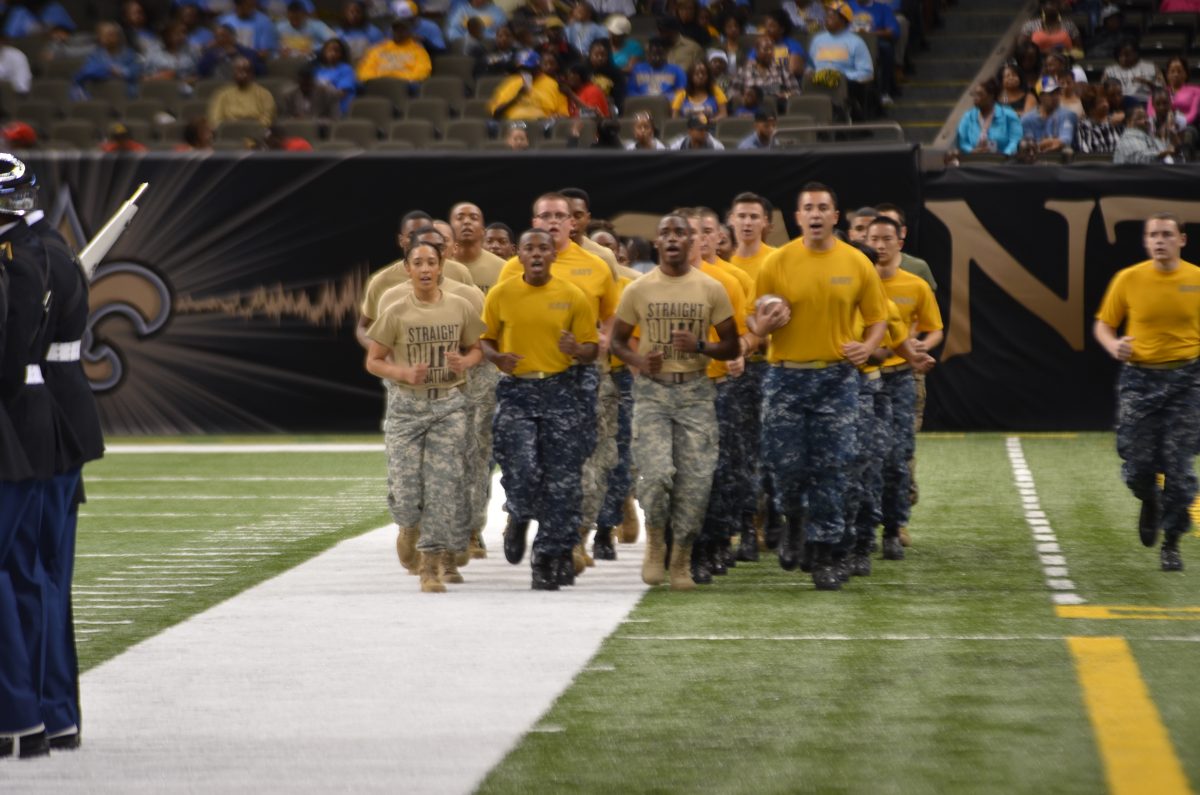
950;0;1199;164
0;0;926;150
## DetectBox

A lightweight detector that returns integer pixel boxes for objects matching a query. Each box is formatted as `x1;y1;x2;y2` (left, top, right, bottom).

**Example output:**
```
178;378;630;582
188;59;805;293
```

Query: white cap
605;14;631;36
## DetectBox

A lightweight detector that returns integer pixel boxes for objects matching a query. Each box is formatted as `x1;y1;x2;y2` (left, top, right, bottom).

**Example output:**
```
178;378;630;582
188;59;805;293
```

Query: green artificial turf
74;442;388;671
477;434;1198;794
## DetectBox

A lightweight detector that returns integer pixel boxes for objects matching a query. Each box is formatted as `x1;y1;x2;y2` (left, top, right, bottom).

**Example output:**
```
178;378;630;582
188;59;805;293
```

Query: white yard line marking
105;443;384;454
89;476;379;482
89;495;343;500
75;620;134;625
1006;437;1085;606
614;634;1200;642
11;491;651;794
79;553;278;558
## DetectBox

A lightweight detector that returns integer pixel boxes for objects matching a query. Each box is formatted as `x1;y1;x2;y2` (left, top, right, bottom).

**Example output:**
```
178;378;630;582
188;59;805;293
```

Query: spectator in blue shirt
335;0;382;62
3;0;75;38
564;1;607;58
851;0;900;104
808;2;873;83
178;2;215;56
198;23;265;80
120;0;160;55
737;107;779;149
445;0;507;42
75;21;141;98
1020;75;1076;152
955;78;1022;155
218;0;279;60
276;0;336;57
605;14;643;73
314;37;357;114
626;37;686;97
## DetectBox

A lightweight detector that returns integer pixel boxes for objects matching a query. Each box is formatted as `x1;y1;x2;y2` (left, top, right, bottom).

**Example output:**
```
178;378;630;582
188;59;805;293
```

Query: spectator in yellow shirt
356;17;432;83
208;56;276;128
490;49;569;120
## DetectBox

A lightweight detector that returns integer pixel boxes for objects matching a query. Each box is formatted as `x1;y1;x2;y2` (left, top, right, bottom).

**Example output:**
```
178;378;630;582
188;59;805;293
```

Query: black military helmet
0;152;37;217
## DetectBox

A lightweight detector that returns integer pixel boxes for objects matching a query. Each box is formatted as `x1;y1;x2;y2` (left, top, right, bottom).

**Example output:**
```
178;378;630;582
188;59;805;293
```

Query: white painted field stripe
105;443;384;454
74;620;134;625
614;634;1200;642
1005;436;1085;606
89;476;378;482
90;495;347;500
8;498;650;793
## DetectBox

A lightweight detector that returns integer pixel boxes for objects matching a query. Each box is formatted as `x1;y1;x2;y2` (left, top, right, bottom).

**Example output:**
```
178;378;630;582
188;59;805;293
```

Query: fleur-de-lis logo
84;262;171;392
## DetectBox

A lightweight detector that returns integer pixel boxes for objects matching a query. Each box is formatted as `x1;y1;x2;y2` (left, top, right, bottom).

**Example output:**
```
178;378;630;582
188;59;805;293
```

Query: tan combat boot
572;542;588;575
468;529;487;559
455;548;470;567
899;526;911;547
441;550;464;584
579;527;595;567
419;552;446;593
668;540;696;591
618;495;640;543
396;527;420;575
642;526;666;586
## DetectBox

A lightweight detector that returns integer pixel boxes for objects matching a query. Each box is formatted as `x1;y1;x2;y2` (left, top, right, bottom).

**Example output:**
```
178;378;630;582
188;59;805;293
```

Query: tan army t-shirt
615;267;733;373
366;291;486;391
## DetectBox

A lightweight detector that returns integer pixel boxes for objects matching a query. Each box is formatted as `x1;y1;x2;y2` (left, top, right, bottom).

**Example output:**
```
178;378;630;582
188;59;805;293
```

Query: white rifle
78;182;149;279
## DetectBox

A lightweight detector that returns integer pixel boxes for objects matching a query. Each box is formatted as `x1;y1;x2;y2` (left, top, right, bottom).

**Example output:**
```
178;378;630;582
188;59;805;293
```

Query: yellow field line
1067;637;1193;795
1058;606;1200;621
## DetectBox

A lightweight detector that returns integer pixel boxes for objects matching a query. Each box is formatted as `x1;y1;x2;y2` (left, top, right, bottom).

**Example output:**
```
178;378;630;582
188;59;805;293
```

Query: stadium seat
359;78;411;115
278;119;322;144
431;55;476;94
193;79;225;101
623;95;670;125
42;56;85;80
419;76;466;117
348;96;396;131
259;77;291;105
155;119;187;142
49;119;100;148
716;117;753;141
119;119;151;143
1146;13;1196;36
217;120;267;141
212;139;250;150
123;99;169;124
87;80;133;108
389;119;436;147
406;98;449;133
331;118;379;147
462;98;492;119
30;77;72;104
1141;31;1188;58
481;140;511;151
427;139;469;151
662;118;687;141
534;138;568;149
316;139;359;150
13;99;58;135
177;99;211;124
139;80;187;110
268;57;311;79
67;99;117;126
474;74;506;100
552;118;595;140
801;72;849;121
785;95;834;125
444;119;489;148
374;140;416;151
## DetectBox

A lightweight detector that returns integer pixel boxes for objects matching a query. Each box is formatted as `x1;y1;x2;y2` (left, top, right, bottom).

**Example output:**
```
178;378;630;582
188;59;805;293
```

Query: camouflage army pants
632;374;719;546
909;371;926;505
761;363;858;545
843;372;889;554
598;367;635;528
1116;362;1200;538
493;372;589;559
384;387;468;553
581;368;620;530
461;363;501;541
701;376;742;543
881;368;916;532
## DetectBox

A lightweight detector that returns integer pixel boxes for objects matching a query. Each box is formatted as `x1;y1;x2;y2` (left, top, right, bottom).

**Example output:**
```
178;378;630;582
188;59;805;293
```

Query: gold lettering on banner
1098;197;1200;244
927;200;1090;361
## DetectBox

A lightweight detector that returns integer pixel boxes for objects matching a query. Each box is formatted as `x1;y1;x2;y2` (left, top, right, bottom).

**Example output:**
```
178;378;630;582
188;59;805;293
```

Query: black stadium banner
23;147;921;434
918;165;1200;431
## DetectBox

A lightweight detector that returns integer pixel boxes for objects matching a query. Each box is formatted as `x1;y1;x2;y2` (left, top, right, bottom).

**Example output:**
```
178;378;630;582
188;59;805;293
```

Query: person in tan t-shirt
610;213;740;592
365;240;485;594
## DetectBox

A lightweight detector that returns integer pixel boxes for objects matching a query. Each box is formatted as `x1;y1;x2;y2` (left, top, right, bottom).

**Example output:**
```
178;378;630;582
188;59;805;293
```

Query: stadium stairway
890;0;1030;144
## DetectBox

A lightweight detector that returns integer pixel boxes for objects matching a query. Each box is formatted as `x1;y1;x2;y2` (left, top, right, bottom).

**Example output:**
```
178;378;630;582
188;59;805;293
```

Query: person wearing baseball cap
669;112;725;149
737;107;778;149
808;1;874;115
1020;74;1077;152
488;48;569;120
355;13;433;82
603;13;643;71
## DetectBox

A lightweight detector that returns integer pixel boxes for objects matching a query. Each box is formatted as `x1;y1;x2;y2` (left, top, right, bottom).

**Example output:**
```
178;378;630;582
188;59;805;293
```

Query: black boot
531;555;559;590
882;531;905;560
1139;489;1162;548
710;540;728;576
504;515;531;564
555;553;576;586
720;537;736;569
691;541;713;584
832;550;851;583
592;526;617;561
811;544;842;591
18;730;50;759
1161;535;1183;572
779;516;804;571
849;545;873;577
764;506;785;550
736;522;759;562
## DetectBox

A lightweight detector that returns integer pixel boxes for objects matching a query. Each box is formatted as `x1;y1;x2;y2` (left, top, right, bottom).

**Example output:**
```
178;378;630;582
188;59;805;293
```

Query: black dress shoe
555;554;576;586
504;516;531;565
720;540;736;569
531;556;559;590
48;733;80;751
735;527;759;562
1139;493;1161;548
592;526;617;561
710;542;728;576
1161;541;1183;572
882;536;905;560
18;730;49;759
812;564;842;591
0;737;12;758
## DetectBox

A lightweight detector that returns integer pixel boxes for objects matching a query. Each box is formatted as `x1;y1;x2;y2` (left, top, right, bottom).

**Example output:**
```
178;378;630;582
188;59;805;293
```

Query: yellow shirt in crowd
1096;259;1200;364
457;248;507;294
489;73;568;120
208;84;276;127
356;39;432;82
756;238;887;364
482;275;599;375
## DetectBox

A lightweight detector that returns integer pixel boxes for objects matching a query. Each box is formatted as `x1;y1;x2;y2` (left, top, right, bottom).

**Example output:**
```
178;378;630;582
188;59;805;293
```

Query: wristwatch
696;339;706;353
